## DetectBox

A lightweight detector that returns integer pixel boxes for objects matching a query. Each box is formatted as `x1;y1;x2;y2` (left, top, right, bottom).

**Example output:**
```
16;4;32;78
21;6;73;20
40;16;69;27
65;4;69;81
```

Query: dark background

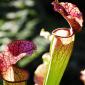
0;0;85;85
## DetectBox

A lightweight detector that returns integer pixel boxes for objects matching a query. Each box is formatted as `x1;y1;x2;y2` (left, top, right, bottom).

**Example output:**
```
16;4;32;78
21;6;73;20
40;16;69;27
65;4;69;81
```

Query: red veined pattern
0;40;36;78
51;1;83;32
7;40;36;56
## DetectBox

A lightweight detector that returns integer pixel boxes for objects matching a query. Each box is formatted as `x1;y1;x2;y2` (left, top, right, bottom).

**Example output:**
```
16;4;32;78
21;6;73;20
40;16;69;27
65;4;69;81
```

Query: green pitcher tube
44;28;75;85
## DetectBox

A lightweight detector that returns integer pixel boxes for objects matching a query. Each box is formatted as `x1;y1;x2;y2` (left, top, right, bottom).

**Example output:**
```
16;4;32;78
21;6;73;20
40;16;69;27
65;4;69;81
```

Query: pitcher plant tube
44;0;83;85
34;0;83;85
0;40;36;85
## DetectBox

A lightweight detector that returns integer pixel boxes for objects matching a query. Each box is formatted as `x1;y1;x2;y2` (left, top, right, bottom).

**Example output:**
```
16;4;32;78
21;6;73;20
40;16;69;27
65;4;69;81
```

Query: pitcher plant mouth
0;40;36;85
52;28;74;38
3;79;27;83
2;66;29;83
